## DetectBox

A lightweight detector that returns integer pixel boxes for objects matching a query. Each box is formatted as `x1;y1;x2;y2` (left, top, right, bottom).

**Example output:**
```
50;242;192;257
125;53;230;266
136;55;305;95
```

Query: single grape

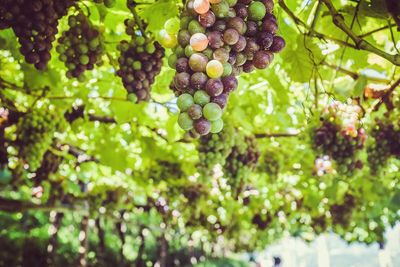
178;112;194;130
177;93;195;111
223;29;239;45
211;0;230;17
227;17;246;35
269;36;286;53
194;90;211;106
189;53;209;72
194;0;210;14
176;57;190;73
206;60;224;78
253;50;272;69
165;18;181;35
191;72;209;89
207;31;224;49
188;20;206;34
190;33;209;51
246;21;258;37
178;30;191;47
222;75;238;92
222;63;233;76
203;102;222;121
206;78;224;96
211;93;228;108
212;20;227;32
158;29;177;48
210;118;224;133
188;104;203;120
194;118;211;135
232;35;247;52
248;1;266;21
262;18;278;35
258;32;273;50
174;72;191;90
213;48;230;63
234;3;248;18
199;10;216;28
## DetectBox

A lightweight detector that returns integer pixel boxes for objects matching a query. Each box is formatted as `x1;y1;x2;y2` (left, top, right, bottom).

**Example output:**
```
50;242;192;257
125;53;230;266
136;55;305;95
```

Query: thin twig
372;77;400;111
319;0;400;66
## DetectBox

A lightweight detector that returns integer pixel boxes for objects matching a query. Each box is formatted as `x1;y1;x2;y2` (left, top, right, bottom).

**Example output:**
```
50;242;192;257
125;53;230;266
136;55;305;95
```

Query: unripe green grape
248;1;267;21
178;112;194;130
177;93;194;111
164;18;180;35
203;102;222;121
188;20;206;35
194;90;211;106
210;118;223;133
206;60;224;78
127;93;138;103
168;54;178;68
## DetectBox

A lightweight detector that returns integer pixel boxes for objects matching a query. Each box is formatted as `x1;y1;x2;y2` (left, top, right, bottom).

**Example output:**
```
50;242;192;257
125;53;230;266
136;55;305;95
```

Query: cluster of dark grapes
367;119;400;174
313;120;365;175
171;0;285;136
93;0;115;8
57;13;104;80
329;193;356;228
252;212;272;230
182;183;208;202
16;107;64;171
0;0;75;70
224;135;260;189
116;19;165;102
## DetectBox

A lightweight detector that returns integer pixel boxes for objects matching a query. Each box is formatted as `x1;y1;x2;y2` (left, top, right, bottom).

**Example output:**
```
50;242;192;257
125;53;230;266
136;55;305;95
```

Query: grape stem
319;0;400;66
128;2;148;39
372;77;400;111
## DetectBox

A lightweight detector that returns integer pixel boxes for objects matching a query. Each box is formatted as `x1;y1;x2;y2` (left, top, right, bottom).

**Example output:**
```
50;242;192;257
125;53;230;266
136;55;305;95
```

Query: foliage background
0;0;400;266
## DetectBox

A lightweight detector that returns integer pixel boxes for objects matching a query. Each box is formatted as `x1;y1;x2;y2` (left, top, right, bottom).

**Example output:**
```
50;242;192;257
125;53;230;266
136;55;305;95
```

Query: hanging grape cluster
93;0;115;8
0;0;75;69
16;106;65;171
198;126;260;190
367;118;400;174
116;18;164;102
198;126;237;175
57;13;104;80
225;134;260;190
164;0;285;136
312;101;366;175
329;193;357;228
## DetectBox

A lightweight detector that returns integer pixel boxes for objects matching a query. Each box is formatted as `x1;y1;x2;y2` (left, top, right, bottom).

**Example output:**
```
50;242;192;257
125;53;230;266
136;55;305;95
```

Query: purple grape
269;36;286;53
207;31;224;49
205;78;224;97
257;32;273;50
246;20;258;37
262;18;278;35
194;119;211;135
211;93;228;109
190;72;208;89
223;28;239;45
253;50;271;69
232;35;247;52
199;11;216;28
222;76;238;93
176;57;189;73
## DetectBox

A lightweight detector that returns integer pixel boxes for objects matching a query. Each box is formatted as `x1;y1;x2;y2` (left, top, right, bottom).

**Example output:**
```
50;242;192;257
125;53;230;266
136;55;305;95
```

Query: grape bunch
16;106;65;171
0;0;75;69
198;126;260;190
367;119;400;174
93;0;115;8
252;212;272;230
116;19;165;102
166;0;285;136
57;13;104;80
312;101;366;175
198;126;237;175
330;193;356;228
224;135;260;189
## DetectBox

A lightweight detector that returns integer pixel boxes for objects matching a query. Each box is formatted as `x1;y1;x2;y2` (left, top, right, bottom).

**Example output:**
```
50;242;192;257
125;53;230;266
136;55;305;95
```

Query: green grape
177;93;195;111
210;118;223;133
164;18;180;35
178;112;194;130
248;1;267;21
194;90;211;106
203;103;222;121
